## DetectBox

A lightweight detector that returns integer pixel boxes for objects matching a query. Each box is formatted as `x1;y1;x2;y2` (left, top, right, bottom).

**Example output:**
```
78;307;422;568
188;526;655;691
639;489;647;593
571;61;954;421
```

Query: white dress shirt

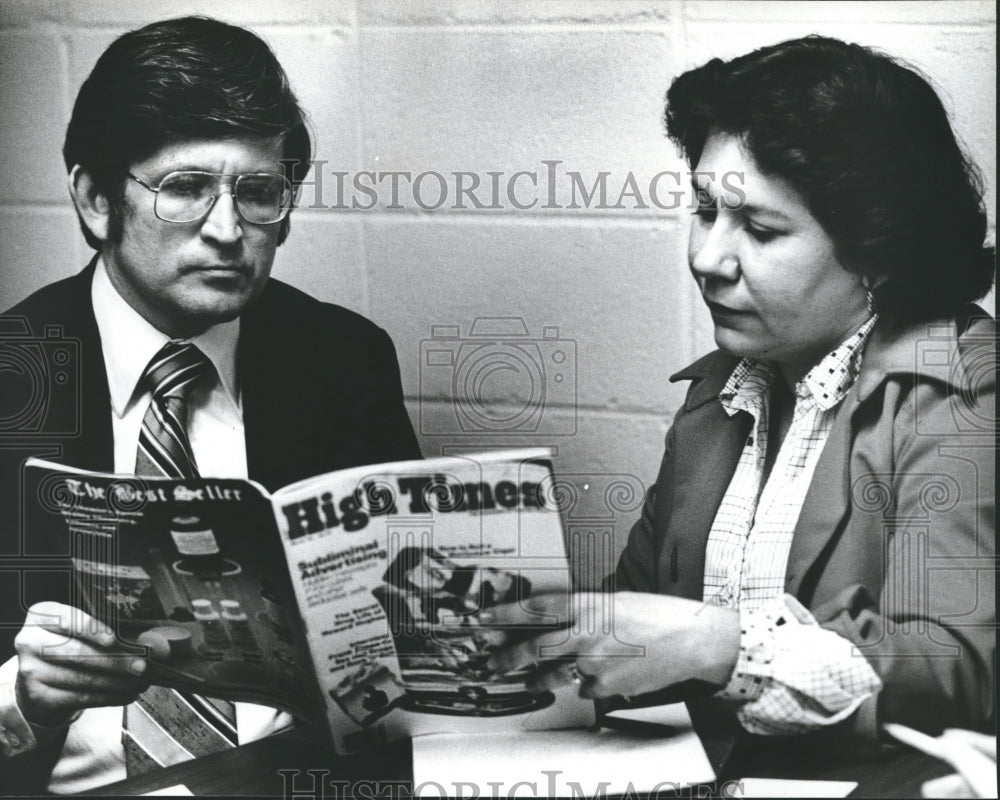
0;260;292;793
93;258;248;479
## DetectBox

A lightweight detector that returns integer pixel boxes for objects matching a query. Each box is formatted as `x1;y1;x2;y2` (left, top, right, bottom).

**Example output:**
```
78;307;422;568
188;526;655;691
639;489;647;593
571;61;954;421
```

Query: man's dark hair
64;15;312;248
665;35;994;322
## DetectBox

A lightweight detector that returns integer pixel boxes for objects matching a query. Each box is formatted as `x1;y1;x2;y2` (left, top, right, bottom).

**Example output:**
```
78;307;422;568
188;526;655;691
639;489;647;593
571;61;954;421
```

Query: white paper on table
605;702;701;727
141;785;194;796
411;702;714;798
884;724;998;799
736;778;857;798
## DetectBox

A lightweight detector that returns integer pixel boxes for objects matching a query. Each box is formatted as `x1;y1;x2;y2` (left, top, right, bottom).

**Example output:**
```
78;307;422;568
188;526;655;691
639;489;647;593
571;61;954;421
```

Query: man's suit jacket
610;307;996;741
0;262;422;791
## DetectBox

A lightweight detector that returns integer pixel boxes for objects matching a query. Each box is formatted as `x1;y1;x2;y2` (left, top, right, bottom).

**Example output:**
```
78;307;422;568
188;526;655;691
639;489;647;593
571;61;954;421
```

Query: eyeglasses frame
126;170;295;225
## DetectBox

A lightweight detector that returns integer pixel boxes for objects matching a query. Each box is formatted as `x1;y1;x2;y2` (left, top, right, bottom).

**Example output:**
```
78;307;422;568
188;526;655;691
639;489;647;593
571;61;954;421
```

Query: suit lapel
42;263;114;472
659;313;975;605
784;395;857;598
660;346;859;605
783;313;972;600
71;312;114;472
665;395;856;605
239;285;339;492
240;302;294;492
657;401;751;598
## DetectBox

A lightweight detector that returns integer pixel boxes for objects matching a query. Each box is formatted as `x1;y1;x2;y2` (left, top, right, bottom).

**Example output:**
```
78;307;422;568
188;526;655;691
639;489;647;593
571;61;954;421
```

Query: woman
487;36;995;741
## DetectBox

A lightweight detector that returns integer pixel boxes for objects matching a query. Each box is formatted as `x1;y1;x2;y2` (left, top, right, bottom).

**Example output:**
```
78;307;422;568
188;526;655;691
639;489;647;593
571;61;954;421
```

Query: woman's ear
67;164;111;242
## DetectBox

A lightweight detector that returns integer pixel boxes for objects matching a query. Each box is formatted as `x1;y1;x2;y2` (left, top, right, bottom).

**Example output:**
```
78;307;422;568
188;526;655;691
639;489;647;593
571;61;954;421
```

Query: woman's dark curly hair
665;36;994;322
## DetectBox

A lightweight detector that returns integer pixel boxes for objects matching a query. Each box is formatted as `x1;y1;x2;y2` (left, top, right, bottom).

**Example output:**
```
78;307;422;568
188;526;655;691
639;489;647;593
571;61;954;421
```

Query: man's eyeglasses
127;171;294;225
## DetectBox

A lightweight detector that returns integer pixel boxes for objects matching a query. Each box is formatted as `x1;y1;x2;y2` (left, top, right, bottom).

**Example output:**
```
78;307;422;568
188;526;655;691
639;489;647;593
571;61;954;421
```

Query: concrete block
412;403;671;588
364;217;695;424
360;0;675;26
262;28;362;173
0;33;68;203
0;0;66;27
269;212;367;315
358;28;684;216
684;0;996;25
690;280;718;363
411;406;670;512
0;206;84;310
548;409;671;587
54;0;355;27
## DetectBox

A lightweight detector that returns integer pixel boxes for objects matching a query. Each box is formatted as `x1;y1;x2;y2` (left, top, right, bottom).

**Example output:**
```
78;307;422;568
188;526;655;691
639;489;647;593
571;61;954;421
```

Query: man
0;17;420;793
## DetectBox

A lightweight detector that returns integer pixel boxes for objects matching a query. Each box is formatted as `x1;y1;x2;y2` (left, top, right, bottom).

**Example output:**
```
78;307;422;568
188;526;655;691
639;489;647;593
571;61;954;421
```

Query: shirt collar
799;314;878;410
91;257;241;417
719;359;775;418
719;315;879;415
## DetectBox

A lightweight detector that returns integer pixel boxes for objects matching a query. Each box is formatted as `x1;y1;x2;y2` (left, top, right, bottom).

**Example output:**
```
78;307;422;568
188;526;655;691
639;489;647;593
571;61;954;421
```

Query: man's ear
67;164;111;242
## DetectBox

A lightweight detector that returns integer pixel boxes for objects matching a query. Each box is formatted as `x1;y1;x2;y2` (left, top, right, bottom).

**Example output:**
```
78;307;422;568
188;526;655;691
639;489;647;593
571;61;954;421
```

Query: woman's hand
484;592;741;699
14;602;150;727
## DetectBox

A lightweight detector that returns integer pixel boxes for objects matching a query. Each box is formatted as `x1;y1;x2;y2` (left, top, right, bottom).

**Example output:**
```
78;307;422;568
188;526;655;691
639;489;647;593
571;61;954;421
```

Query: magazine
22;449;594;753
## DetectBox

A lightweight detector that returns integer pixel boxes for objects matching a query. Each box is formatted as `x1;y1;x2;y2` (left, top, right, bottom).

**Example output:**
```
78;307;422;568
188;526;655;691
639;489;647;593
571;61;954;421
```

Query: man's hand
13;602;149;727
484;592;741;699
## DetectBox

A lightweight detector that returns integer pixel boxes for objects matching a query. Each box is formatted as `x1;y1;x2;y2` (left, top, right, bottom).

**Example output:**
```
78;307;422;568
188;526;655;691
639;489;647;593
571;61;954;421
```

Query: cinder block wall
1;1;995;582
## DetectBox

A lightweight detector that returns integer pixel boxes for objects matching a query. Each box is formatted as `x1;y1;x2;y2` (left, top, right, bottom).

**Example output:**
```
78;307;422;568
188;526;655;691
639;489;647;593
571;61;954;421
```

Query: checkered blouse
704;315;883;734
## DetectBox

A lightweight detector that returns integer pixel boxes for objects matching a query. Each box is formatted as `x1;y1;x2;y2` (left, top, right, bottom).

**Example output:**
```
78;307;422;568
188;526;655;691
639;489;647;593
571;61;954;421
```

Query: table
89;726;953;798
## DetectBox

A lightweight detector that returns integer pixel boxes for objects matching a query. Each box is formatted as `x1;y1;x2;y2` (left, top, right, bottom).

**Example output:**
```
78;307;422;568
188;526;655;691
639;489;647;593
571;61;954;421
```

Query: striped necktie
123;340;239;776
134;340;210;479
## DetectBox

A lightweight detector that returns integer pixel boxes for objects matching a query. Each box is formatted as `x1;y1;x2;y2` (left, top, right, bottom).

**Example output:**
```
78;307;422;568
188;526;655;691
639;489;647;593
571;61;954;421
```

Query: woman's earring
862;277;876;317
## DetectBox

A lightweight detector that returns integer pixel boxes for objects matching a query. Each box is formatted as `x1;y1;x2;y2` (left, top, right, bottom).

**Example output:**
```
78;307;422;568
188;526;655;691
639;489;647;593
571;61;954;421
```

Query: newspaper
23;448;594;753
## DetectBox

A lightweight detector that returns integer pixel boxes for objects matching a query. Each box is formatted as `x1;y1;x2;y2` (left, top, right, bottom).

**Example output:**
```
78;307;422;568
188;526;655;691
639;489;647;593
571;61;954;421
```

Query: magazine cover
272;448;596;753
23;449;595;753
21;461;324;722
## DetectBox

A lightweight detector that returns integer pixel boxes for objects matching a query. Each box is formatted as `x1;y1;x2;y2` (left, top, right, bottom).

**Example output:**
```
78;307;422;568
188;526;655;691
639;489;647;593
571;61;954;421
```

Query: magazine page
22;458;324;723
272;448;595;754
